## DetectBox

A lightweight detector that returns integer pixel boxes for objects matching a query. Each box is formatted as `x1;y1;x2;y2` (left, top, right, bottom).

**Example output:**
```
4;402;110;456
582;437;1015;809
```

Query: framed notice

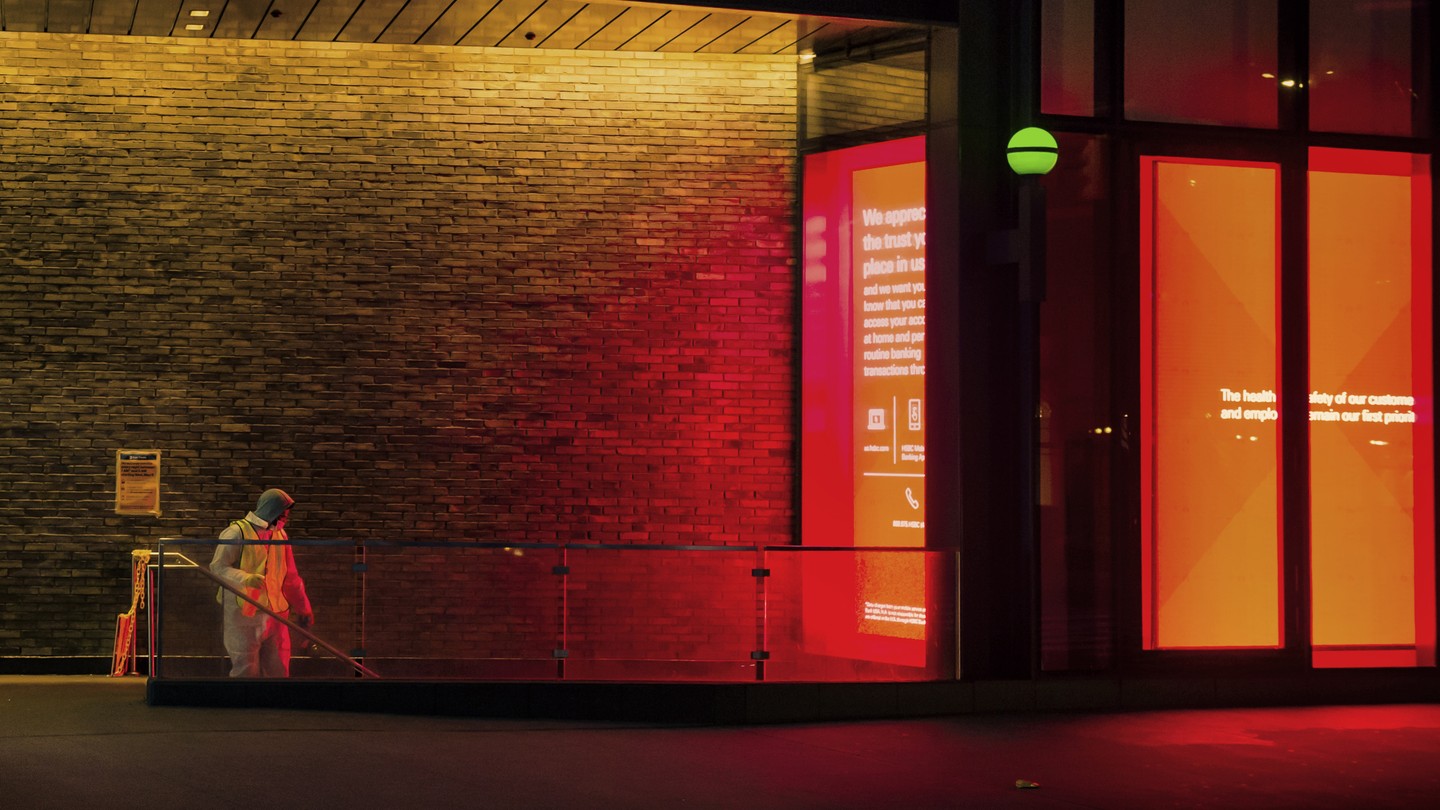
115;449;162;516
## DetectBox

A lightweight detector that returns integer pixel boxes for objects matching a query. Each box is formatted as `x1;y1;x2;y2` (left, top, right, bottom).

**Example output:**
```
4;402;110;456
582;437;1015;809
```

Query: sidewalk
3;676;1438;809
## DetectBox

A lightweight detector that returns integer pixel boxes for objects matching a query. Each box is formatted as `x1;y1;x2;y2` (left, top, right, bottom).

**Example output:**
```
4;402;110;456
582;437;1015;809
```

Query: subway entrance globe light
1006;127;1058;176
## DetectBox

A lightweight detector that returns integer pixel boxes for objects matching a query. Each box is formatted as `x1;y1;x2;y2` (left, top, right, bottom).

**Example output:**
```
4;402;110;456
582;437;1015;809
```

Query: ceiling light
190;10;210;17
185;23;204;30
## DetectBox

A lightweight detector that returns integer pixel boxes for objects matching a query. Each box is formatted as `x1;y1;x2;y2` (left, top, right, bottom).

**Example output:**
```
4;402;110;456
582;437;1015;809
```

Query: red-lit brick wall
0;33;797;665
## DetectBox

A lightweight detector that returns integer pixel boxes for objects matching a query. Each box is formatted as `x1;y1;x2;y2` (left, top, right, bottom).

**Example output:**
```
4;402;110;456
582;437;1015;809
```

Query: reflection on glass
801;48;926;142
1125;0;1278;128
1042;0;1096;117
1038;133;1114;671
1309;1;1428;137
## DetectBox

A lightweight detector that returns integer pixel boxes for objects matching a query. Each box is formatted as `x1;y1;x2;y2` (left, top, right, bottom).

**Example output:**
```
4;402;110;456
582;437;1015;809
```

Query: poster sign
801;136;927;667
115;449;161;516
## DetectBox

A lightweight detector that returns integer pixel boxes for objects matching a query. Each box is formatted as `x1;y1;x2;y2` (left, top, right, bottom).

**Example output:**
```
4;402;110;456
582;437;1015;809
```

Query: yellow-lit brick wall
0;33;796;663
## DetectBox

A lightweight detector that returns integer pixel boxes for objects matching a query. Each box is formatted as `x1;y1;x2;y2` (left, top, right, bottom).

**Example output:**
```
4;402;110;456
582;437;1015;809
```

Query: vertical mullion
1096;0;1121;124
1278;0;1312;665
1277;0;1308;134
1280;151;1311;662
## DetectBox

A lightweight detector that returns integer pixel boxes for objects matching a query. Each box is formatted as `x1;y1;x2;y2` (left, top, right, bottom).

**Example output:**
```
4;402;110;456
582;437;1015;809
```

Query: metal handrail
155;537;932;552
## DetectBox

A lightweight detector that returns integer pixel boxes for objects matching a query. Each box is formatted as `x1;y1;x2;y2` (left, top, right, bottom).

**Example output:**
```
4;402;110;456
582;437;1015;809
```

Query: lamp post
1006;127;1057;678
1005;126;1058;302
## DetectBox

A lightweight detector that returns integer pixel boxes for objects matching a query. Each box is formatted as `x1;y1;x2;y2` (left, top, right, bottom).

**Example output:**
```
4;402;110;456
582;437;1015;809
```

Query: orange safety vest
217;519;291;617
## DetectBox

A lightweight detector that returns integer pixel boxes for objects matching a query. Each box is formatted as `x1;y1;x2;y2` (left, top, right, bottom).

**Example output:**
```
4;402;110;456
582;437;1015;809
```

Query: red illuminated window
1308;148;1435;668
801;137;928;668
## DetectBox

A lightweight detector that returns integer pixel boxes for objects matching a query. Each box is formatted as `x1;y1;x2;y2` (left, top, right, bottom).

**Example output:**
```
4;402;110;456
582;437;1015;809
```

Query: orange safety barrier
111;549;151;677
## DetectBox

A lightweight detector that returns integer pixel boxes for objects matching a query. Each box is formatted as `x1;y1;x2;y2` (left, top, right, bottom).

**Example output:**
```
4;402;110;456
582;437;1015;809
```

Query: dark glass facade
1037;0;1436;675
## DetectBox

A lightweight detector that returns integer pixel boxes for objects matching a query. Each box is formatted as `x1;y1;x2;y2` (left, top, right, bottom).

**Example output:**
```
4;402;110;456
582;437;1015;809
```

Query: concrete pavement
3;676;1439;809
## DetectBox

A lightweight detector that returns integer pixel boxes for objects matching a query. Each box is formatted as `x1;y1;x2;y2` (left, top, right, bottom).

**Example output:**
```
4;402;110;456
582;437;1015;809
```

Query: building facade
1;1;1434;696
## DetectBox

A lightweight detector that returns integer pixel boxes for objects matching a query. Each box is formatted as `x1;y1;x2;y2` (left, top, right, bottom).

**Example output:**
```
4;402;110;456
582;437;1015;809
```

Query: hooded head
254;488;295;523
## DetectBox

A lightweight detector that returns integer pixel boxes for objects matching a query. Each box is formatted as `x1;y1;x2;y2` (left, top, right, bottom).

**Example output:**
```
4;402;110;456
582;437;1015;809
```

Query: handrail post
753;545;769;682
153;542;164;680
556;545;569;680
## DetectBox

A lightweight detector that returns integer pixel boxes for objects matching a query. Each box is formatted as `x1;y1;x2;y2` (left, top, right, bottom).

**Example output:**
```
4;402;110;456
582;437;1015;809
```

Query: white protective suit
210;488;313;677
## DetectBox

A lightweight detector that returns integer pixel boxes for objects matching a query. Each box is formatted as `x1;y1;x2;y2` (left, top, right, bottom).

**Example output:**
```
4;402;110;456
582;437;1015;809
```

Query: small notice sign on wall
115;449;161;516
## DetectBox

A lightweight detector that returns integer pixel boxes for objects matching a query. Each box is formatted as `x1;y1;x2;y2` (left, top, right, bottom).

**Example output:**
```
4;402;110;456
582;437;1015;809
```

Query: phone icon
905;487;920;510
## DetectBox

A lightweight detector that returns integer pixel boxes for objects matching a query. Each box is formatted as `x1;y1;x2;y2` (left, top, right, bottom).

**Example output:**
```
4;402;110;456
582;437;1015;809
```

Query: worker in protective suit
211;488;314;677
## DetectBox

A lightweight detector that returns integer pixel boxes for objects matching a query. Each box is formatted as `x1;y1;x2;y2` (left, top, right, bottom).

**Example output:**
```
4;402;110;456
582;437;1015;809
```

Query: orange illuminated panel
1140;157;1282;649
1308;148;1435;669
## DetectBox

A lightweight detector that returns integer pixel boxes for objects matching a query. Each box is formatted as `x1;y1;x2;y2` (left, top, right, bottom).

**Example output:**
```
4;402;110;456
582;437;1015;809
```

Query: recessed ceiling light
190;10;210;17
185;23;205;30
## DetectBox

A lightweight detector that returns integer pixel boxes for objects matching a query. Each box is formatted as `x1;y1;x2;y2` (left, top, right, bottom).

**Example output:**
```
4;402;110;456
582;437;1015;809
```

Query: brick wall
0;33;798;664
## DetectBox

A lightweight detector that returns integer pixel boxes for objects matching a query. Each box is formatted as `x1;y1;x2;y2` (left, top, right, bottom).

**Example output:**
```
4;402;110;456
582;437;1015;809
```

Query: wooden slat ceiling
0;0;918;54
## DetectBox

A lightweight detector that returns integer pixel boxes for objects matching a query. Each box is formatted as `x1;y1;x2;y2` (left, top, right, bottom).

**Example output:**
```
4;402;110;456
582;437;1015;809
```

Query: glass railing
150;540;956;683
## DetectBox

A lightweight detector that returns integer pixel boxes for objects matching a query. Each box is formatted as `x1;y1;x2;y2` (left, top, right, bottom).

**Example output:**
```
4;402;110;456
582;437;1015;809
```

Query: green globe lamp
1006;127;1059;176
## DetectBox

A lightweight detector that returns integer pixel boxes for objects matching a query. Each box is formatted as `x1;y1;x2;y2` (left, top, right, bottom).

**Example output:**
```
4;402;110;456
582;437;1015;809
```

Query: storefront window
1039;133;1114;670
1125;0;1278;128
1140;157;1282;649
1309;1;1430;137
801;47;926;143
1308;148;1435;668
1042;0;1096;117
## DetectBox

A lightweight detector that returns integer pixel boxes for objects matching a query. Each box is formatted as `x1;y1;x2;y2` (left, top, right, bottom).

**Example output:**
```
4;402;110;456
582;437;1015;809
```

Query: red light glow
802;136;927;668
1308;148;1435;668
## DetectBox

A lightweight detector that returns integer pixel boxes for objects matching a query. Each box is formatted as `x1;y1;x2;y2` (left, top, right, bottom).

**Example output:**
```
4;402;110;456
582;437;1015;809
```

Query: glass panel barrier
151;542;955;682
361;543;562;679
763;548;955;682
149;546;230;679
152;540;364;679
564;546;761;682
291;539;363;678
